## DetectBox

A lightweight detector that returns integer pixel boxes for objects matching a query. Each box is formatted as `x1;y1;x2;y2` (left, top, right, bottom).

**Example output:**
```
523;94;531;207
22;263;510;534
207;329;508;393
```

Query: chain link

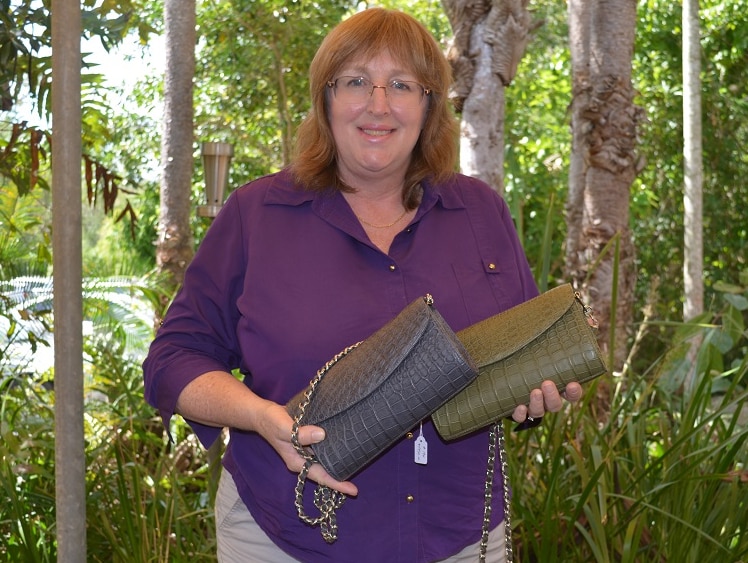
478;425;495;562
575;291;599;329
479;422;513;563
498;422;514;562
290;342;361;543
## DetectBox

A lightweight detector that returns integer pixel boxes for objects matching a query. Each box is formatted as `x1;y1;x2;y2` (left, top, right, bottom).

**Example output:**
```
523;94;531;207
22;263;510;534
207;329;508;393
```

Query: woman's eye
391;81;412;92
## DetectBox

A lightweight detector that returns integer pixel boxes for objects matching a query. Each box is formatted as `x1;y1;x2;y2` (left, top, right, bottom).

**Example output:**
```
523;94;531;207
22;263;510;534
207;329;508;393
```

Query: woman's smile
360;127;394;137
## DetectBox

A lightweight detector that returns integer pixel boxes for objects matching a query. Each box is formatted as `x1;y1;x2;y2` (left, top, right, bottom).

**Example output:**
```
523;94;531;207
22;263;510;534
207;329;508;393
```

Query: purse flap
458;284;577;368
287;296;434;425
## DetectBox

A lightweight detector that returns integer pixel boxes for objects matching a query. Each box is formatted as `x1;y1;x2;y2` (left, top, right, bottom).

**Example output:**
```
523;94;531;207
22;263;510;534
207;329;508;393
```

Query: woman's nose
367;85;391;114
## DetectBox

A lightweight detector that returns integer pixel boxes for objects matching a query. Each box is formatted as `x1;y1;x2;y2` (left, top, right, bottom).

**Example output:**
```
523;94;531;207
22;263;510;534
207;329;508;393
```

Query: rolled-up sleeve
142;193;246;447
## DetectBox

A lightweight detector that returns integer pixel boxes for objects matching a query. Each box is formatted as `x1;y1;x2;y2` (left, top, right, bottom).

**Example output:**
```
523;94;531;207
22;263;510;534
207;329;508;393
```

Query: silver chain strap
290;342;360;543
479;422;513;563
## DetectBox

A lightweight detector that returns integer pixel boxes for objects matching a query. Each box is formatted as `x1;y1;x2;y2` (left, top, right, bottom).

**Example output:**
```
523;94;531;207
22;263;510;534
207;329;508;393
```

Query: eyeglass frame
326;76;432;106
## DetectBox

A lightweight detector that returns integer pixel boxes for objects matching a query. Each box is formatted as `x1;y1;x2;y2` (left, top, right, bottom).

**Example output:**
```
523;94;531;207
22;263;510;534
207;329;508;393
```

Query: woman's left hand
511;381;584;424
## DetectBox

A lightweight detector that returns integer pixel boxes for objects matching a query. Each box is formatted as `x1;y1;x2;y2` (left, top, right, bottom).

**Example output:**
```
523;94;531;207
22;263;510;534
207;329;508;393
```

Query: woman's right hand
251;400;360;497
175;371;358;496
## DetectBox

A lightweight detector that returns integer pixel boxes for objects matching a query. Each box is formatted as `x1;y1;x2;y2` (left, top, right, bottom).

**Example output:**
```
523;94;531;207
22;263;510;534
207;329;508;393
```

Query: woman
143;8;581;562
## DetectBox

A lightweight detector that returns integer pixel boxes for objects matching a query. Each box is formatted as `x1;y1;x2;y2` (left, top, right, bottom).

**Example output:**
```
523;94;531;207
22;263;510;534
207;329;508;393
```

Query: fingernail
311;429;325;442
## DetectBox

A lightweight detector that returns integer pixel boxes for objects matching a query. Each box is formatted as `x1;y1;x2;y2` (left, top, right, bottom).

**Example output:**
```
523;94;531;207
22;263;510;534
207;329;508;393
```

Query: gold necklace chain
355;208;408;229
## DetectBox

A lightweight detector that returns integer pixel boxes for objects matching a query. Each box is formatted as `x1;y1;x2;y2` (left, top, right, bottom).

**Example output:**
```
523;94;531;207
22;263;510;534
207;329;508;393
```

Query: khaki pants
215;469;507;563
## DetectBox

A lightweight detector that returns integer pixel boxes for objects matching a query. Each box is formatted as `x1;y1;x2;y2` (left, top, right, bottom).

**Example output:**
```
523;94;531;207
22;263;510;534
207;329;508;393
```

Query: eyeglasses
327;76;431;108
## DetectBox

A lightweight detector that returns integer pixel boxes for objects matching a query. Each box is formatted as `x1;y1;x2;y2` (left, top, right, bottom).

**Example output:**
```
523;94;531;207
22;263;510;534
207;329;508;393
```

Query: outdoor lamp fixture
198;141;233;218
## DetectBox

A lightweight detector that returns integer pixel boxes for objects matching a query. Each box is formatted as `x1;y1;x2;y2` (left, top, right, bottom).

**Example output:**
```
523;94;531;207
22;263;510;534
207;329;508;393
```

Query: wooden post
51;1;86;560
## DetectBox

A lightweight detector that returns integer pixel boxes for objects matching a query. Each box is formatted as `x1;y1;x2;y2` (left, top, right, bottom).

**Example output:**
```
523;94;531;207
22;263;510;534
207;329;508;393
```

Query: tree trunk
157;0;196;303
566;0;644;374
442;0;534;194
52;2;86;560
682;0;704;393
683;0;703;322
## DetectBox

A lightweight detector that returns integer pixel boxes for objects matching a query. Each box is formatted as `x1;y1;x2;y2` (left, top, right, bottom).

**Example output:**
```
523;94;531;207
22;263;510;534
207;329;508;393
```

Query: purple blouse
142;168;538;562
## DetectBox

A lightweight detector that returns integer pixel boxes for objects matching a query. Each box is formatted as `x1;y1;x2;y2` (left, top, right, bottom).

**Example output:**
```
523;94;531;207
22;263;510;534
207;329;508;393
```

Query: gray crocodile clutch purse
286;295;478;543
287;294;477;481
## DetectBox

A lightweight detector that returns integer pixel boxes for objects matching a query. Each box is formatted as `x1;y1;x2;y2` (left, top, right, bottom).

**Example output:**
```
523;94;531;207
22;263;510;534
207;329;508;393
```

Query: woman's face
328;51;428;188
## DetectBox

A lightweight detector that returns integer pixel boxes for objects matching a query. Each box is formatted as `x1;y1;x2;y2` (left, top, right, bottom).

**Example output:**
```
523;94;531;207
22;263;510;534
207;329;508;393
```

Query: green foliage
632;0;748;320
1;1;163;276
508;277;748;561
1;0;158;118
0;333;214;562
503;1;572;282
1;1;51;115
0;376;56;562
85;66;165;270
372;0;452;41
194;0;354;175
0;183;52;278
1;270;211;561
0;274;168;385
83;335;215;562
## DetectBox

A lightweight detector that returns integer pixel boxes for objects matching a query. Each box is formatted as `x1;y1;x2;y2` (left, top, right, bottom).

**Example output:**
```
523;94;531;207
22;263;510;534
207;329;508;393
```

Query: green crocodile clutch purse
432;284;608;441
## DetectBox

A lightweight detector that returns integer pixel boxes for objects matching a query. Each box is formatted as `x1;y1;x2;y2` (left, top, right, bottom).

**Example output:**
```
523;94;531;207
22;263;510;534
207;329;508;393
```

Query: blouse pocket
451;255;525;325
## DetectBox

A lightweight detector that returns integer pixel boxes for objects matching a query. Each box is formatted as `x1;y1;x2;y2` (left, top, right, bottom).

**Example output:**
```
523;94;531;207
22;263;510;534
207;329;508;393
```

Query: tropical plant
507;273;748;561
0;326;214;562
0;266;208;561
0;380;57;561
84;333;215;562
0;274;166;381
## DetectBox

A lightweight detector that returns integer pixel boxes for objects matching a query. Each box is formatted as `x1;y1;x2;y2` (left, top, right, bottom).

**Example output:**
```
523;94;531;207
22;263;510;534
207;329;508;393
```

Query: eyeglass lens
330;76;428;107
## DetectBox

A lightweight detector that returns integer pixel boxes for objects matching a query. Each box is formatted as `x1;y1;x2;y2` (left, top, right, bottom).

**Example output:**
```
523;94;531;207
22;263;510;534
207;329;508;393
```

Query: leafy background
1;0;746;560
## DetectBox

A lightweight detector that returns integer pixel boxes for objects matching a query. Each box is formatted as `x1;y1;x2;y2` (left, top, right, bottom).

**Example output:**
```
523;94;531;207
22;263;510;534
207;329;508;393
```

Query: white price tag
414;422;428;465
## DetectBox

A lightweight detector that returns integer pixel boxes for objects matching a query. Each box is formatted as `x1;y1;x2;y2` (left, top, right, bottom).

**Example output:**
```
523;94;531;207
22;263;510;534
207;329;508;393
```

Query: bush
0;333;216;562
508;278;748;561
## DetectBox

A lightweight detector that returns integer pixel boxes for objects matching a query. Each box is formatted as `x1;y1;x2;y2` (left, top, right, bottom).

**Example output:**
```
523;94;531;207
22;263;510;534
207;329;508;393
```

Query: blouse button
406;495;415;503
389;264;396;271
487;263;496;270
406;432;414;439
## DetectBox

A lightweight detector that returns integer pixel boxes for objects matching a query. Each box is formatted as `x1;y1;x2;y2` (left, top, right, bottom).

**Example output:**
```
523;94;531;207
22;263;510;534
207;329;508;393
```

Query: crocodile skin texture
287;296;478;481
432;284;608;441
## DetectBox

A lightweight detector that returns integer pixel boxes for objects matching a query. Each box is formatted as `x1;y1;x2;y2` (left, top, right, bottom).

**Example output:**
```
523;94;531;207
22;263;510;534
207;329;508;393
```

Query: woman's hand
511;381;584;424
252;401;359;497
176;371;358;496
